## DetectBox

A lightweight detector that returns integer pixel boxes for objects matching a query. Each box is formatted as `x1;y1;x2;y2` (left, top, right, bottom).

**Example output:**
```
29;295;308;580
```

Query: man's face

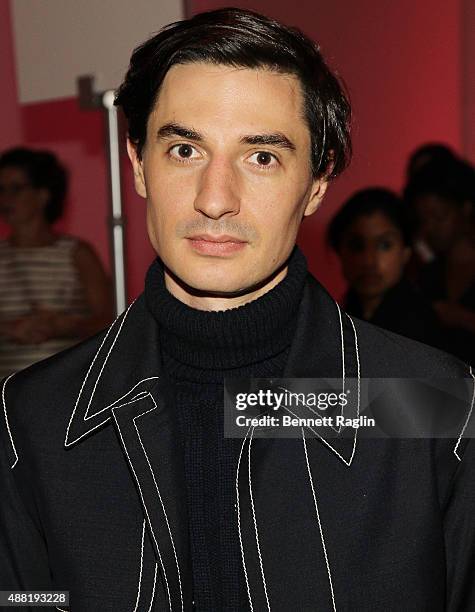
128;63;326;304
337;211;410;299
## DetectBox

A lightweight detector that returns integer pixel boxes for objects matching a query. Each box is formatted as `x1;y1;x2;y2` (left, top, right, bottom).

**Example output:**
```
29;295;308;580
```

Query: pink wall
1;0;464;301
190;0;463;298
462;0;475;165
0;0;22;149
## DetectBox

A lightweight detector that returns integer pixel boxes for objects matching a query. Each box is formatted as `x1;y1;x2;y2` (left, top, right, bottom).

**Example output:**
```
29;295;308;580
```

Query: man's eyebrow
240;133;296;151
157;123;203;141
156;124;296;151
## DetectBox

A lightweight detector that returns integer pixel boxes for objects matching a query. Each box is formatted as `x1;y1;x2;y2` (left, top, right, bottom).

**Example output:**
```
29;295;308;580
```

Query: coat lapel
112;386;191;612
64;295;192;611
284;275;361;466
64;297;161;448
236;275;361;610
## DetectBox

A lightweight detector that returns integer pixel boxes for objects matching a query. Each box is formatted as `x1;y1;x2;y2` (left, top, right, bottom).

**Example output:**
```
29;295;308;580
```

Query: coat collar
64;295;161;448
283;275;360;466
64;276;360;466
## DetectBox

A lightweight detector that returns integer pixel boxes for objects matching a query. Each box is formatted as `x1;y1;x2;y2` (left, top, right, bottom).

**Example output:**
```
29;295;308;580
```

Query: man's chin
163;253;289;305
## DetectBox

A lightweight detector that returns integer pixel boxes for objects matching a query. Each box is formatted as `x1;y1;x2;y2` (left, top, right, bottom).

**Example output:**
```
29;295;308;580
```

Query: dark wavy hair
406;142;456;181
115;7;351;179
328;187;412;250
404;157;475;233
0;147;68;224
404;158;475;208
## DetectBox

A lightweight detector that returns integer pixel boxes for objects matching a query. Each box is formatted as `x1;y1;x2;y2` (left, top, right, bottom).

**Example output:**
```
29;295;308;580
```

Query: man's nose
193;158;240;219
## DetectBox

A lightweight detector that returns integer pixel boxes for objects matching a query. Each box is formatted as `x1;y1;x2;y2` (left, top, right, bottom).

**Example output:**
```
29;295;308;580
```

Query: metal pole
102;90;127;316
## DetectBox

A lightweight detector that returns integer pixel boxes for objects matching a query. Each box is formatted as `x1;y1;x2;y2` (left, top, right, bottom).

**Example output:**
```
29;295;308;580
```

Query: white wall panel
11;0;184;103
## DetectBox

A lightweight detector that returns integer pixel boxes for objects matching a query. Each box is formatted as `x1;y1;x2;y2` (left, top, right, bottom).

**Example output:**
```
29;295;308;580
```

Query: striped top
0;235;90;378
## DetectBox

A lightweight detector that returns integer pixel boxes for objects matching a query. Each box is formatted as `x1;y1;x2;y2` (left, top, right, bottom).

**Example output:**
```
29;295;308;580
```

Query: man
1;8;474;611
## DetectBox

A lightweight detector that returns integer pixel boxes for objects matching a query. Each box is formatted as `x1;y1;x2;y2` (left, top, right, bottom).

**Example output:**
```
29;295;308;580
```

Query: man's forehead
159;61;301;95
149;62;307;139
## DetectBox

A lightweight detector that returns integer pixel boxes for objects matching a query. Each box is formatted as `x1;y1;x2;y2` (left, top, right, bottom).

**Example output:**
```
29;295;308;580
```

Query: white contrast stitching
64;309;123;445
276;384;345;427
133;401;184;612
2;373;18;469
281;405;351;466
132;519;146;612
302;428;337;612
454;365;475;461
335;302;346;432
345;314;360;466
84;302;135;420
64;375;158;448
236;427;254;612
64;301;145;447
278;312;360;467
112;401;172;612
148;563;158;612
247;430;271;611
86;380;155;422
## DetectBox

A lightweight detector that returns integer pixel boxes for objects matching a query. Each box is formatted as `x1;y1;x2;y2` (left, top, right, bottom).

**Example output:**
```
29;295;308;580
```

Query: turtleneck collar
144;246;308;381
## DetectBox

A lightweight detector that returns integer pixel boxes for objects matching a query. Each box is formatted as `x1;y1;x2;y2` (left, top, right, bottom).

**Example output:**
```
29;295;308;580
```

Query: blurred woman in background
0;147;114;378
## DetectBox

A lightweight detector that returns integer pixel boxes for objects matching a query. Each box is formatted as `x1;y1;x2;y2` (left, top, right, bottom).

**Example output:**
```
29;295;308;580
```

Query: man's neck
164;266;288;311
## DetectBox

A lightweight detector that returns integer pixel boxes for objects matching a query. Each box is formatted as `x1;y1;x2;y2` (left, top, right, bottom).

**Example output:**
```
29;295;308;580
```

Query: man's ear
303;177;329;218
126;138;147;199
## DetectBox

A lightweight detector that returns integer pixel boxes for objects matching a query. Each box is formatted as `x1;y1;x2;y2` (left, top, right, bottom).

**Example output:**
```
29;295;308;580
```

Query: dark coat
1;275;474;611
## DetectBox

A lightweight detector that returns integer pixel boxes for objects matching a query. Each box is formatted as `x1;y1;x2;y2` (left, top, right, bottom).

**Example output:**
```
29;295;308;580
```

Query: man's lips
187;234;246;243
186;234;247;255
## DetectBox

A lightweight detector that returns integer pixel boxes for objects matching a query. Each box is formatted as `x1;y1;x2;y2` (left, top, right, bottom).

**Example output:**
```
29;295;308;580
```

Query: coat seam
133;401;184;612
111;399;172;611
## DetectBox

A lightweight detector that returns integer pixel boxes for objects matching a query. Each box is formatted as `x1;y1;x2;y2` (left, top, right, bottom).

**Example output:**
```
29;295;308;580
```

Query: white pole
102;90;127;316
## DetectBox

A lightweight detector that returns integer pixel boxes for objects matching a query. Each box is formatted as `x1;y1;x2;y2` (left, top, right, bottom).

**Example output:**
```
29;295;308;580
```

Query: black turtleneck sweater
144;248;307;611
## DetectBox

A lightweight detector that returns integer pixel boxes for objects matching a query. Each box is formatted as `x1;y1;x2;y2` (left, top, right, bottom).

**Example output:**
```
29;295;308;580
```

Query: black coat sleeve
0;378;52;593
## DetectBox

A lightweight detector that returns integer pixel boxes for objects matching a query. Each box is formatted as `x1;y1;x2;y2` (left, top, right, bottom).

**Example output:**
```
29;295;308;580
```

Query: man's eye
168;144;200;161
248;151;279;168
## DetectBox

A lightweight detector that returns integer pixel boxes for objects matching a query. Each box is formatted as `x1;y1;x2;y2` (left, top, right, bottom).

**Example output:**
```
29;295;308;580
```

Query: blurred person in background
406;142;457;182
328;187;439;346
404;143;458;280
405;157;475;365
0;147;114;377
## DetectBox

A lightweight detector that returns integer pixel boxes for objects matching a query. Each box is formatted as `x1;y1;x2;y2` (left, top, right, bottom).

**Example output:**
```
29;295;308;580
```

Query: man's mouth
186;234;247;256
